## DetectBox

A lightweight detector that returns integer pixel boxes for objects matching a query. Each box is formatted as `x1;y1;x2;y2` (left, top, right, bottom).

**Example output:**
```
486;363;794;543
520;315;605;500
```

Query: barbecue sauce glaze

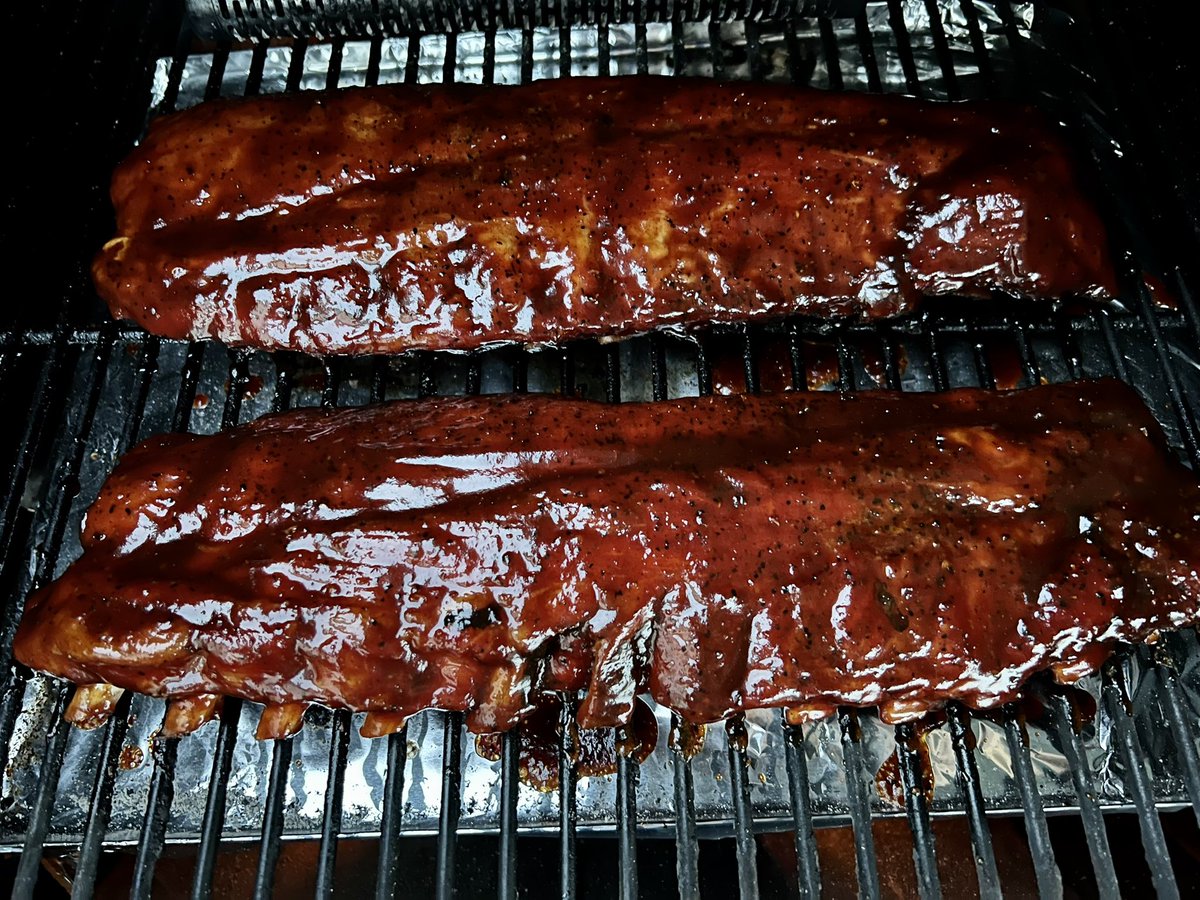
14;382;1200;739
94;77;1117;355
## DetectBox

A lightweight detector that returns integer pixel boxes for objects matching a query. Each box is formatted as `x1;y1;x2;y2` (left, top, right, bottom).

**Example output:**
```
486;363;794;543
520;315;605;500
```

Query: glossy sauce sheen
94;77;1118;355
14;382;1200;732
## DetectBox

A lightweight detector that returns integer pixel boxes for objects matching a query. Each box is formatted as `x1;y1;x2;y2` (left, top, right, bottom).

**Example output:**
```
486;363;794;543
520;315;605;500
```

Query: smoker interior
2;1;1200;897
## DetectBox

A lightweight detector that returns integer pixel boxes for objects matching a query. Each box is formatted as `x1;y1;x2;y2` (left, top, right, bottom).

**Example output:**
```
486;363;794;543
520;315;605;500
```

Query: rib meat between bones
14;381;1199;739
94;76;1118;355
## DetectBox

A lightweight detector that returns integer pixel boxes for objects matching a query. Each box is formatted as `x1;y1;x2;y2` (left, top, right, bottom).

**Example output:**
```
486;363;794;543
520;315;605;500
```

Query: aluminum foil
153;1;1033;112
7;0;1200;851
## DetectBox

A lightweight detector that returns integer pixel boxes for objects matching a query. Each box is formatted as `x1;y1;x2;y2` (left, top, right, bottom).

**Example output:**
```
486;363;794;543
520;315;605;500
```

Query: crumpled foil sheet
5;0;1200;850
155;1;1032;111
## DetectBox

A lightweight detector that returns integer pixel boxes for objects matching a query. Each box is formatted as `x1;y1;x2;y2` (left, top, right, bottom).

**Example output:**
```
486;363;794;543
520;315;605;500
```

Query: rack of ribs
94;77;1119;355
15;381;1198;739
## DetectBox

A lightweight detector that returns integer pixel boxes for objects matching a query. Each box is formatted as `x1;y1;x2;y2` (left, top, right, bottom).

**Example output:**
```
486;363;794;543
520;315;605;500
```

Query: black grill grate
3;2;1200;898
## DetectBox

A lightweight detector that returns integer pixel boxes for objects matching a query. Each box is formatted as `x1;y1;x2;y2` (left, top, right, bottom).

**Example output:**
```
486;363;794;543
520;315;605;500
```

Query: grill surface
3;1;1200;897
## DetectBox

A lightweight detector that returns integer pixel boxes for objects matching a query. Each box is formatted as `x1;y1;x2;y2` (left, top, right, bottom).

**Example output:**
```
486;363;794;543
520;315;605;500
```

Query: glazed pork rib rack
20;383;1200;742
4;2;1200;899
95;76;1118;354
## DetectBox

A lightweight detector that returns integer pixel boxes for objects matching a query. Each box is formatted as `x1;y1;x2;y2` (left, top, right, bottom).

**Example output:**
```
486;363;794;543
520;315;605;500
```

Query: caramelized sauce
875;714;943;808
476;695;657;792
118;745;144;770
983;340;1028;391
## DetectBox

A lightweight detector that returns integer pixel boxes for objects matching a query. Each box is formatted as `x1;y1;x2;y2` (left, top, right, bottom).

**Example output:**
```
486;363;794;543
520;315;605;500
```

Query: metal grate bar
784;322;806;390
375;725;411;900
634;20;648;74
969;325;996;388
744;19;763;77
13;315;1166;350
562;23;574;76
921;0;959;95
598;21;610;73
1096;312;1131;382
926;328;951;392
1100;663;1180;899
130;737;181;899
1001;709;1063;899
833;329;854;394
406;30;421;81
205;42;230;96
885;0;922;95
817;17;843;91
253;737;295;896
1126;267;1200;468
11;689;70;900
945;704;1001;899
482;20;497;81
443;32;457;82
157;28;192;114
726;717;760;898
671;18;685;77
497;730;519;900
72;691;135;900
783;721;821;898
671;720;701;900
880;327;904;391
435;711;464;900
1055;312;1086;381
838;708;881;900
853;12;882;92
511;346;529;393
170;343;207;433
1048;692;1119;900
521;29;534;82
616;743;639;900
894;723;941;900
287;38;311;89
708;21;724;78
316;709;353;899
742;327;761;394
559;344;575;395
365;33;384;85
328;36;346;85
245;41;269;94
957;0;995;88
1155;651;1200;827
559;696;579;900
190;699;243;900
1012;326;1042;386
321;359;342;408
